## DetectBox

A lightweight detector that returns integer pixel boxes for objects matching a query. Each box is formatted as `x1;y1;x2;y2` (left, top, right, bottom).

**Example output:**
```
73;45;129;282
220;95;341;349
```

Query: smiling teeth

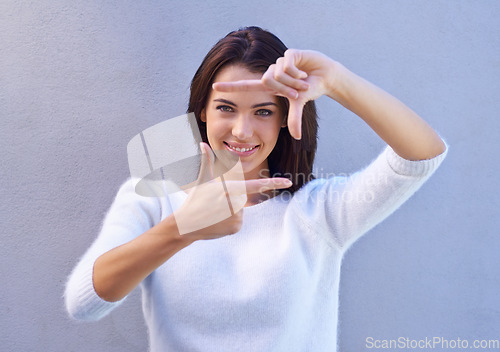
228;144;256;152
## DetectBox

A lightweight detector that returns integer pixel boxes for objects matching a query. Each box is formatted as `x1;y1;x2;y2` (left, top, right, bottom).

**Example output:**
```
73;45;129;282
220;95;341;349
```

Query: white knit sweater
65;145;447;351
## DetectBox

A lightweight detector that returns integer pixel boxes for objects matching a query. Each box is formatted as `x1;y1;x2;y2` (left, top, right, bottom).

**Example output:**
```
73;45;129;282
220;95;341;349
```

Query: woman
65;26;447;351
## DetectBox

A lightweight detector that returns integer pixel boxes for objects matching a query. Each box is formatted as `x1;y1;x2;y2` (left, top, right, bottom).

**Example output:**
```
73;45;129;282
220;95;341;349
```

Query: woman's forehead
213;64;261;82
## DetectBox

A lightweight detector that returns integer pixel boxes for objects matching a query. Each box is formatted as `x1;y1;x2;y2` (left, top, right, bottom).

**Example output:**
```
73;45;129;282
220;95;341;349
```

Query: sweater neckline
243;190;289;211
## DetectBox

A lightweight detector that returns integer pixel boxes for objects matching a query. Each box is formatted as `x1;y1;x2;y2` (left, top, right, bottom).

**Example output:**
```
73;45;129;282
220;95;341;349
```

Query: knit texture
65;145;447;351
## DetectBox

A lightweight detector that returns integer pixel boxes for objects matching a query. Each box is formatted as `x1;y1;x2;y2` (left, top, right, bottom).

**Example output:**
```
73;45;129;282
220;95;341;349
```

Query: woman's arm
325;59;446;160
214;49;446;160
92;215;192;302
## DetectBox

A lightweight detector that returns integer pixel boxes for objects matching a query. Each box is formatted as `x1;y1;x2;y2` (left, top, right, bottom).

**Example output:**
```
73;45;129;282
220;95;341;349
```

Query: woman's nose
232;115;253;140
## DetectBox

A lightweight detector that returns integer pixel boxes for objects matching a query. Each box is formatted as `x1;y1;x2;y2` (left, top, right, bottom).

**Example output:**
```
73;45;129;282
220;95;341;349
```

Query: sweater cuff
66;262;124;321
385;143;448;178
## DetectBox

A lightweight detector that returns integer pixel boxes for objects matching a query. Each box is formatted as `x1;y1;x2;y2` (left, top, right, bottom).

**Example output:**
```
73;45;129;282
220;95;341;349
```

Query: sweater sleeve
293;144;448;252
64;178;168;321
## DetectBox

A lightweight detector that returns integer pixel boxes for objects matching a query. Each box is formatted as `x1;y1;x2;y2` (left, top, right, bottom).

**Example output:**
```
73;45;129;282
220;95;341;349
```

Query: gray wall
1;1;498;351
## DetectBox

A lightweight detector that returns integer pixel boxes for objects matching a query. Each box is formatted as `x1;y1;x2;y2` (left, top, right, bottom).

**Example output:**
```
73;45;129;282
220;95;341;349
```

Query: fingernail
289;91;299;99
282;179;293;186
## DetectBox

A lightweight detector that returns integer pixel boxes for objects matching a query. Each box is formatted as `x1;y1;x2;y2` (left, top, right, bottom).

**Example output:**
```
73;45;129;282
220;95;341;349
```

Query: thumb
197;142;215;184
287;99;304;140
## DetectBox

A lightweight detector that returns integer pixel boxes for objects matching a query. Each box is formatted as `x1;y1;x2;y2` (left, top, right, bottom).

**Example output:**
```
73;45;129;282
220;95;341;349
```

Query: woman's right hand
173;142;292;240
92;143;292;302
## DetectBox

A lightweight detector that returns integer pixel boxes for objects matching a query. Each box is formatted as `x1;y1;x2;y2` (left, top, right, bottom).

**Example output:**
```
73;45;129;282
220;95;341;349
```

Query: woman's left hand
213;49;336;140
213;49;446;160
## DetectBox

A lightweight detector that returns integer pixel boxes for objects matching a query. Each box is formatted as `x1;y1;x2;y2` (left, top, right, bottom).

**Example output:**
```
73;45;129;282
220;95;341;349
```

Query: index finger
247;177;293;194
224;177;292;195
212;80;268;93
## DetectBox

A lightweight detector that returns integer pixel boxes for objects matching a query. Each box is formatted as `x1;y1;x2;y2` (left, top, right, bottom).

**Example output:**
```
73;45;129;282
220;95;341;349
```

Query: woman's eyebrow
252;102;278;108
213;98;236;106
213;98;277;108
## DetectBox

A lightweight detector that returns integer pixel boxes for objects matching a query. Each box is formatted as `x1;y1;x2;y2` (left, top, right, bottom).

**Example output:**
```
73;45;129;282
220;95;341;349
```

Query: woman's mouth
224;142;259;156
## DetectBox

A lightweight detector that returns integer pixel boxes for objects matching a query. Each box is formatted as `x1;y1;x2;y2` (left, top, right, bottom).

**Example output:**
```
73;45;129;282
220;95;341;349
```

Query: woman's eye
256;109;273;117
216;105;234;113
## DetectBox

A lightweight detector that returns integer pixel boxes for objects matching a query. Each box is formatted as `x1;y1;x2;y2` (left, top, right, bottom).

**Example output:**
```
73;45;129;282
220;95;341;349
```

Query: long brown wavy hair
187;26;318;194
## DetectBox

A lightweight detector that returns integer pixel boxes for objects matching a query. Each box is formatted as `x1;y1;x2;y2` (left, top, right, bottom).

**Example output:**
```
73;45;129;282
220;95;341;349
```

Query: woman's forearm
93;214;193;302
327;62;446;160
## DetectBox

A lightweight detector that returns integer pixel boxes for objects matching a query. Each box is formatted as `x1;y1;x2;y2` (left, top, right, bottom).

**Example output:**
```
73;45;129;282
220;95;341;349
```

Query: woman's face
202;64;285;180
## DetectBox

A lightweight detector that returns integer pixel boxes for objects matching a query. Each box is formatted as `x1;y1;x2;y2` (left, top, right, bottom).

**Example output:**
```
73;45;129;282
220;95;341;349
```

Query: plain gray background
1;1;499;351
